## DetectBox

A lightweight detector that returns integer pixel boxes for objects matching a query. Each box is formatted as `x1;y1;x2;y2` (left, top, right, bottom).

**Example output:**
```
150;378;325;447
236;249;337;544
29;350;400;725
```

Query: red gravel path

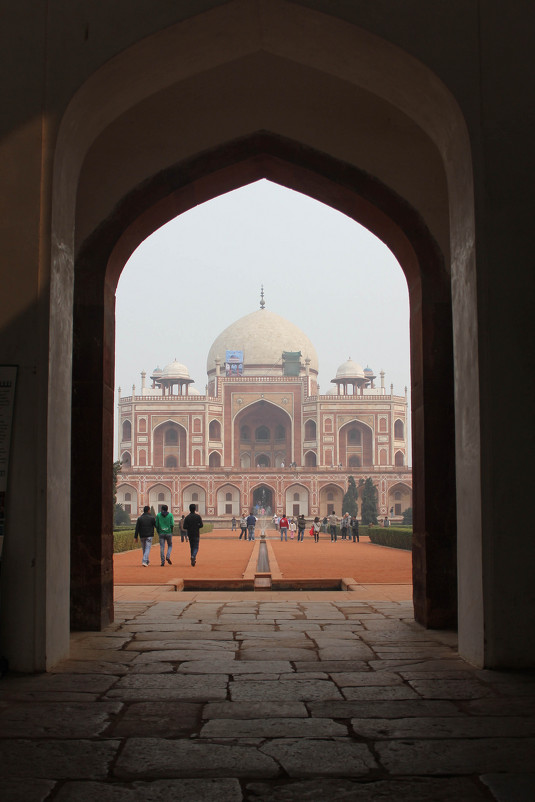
114;530;411;585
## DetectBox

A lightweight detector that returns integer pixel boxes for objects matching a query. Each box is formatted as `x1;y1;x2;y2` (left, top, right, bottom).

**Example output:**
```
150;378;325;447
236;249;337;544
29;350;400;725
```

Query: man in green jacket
155;504;174;566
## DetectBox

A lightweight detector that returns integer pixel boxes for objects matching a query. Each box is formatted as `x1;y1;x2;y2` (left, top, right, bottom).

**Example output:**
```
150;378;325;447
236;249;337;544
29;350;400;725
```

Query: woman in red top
279;514;289;541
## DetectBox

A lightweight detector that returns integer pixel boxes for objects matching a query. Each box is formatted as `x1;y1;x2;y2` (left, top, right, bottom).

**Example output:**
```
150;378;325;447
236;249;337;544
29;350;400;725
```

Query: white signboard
0;366;17;546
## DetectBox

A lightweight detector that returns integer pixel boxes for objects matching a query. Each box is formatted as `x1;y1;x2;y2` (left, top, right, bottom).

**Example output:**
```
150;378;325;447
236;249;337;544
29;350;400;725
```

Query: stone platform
1;598;534;800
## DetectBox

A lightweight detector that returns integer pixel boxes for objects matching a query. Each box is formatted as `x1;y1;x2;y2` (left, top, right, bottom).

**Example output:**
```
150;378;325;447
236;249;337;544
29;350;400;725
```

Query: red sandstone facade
117;307;412;520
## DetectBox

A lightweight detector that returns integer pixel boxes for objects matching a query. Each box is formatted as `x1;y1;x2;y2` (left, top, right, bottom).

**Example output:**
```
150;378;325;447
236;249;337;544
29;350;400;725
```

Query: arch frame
52;0;475;661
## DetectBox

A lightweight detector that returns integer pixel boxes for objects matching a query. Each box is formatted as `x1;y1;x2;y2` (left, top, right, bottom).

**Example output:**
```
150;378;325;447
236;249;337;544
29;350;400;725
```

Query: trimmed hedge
365;526;413;550
113;522;214;554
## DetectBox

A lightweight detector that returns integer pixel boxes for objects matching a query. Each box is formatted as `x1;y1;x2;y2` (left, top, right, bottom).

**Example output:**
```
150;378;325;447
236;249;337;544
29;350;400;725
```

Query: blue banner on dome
225;350;243;376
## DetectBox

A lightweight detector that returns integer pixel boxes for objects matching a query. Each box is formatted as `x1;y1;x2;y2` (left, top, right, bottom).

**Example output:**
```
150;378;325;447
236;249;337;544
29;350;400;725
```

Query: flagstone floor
1;597;535;801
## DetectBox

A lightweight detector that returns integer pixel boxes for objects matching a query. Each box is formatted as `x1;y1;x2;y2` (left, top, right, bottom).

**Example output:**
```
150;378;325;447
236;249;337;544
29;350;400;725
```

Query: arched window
209;452;221;467
192;492;198;502
209;420;221;440
394;419;404;439
255;425;270;441
305;420;316;440
275;424;285;440
165;455;177;467
348;428;361;443
193;450;201;466
327;492;334;501
138;418;147;433
394;491;402;501
240;425;250;441
122;420;131;441
158;492;165;501
121;451;131;467
348;455;361;467
226;492;232;501
395;451;404;466
124;492;131;501
241;453;251;468
293;492;300;501
165;428;178;444
305;451;317;467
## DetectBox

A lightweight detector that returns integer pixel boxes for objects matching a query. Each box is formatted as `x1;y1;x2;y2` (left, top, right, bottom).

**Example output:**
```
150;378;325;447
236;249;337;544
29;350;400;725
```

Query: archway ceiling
76;51;448;256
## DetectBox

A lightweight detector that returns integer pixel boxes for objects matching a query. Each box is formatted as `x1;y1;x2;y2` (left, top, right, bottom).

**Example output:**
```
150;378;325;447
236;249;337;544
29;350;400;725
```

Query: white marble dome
335;358;365;380
206;309;318;376
161;359;191;380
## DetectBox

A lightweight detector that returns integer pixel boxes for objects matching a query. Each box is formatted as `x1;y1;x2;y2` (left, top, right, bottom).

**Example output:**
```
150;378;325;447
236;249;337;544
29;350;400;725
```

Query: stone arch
58;2;474;654
395;450;405;467
122;420;131;441
183;483;206;515
338;420;373;468
209;419;221;440
120;451;131;468
394;419;405;440
319;483;344;517
304;419;317;440
153;420;187;468
285;484;309;516
304;451;317;467
116;483;137;516
388;482;413;517
209;451;221;467
216;483;240;516
148;483;171;512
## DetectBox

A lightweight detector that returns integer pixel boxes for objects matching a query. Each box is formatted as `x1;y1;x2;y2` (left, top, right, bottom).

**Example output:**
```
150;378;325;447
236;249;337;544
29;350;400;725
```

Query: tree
402;507;413;525
114;503;131;526
342;475;359;517
359;477;378;524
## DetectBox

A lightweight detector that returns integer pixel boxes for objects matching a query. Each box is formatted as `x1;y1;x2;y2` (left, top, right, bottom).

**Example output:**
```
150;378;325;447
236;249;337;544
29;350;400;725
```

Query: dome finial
260;285;265;309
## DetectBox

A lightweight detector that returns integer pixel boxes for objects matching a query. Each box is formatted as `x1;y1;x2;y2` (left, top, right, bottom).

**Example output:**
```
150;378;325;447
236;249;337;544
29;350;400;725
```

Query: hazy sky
115;178;410;419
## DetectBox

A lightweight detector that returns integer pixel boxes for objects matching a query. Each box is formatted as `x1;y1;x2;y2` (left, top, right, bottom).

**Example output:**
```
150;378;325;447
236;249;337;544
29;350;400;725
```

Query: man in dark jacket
134;505;156;566
183;503;203;566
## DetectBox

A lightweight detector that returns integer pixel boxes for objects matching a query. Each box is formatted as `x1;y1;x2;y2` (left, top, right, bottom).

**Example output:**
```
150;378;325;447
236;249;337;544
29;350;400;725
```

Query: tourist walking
183;503;203;566
279;514;289;541
313;516;321;542
155;504;174;566
134;505;156;566
328;511;338;542
246;511;257;541
239;514;248;540
179;514;188;542
351;516;360;542
297;514;306;541
231;516;237;531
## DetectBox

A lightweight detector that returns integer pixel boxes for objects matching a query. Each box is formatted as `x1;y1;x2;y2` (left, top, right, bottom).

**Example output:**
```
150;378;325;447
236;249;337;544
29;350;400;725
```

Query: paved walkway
1;597;535;800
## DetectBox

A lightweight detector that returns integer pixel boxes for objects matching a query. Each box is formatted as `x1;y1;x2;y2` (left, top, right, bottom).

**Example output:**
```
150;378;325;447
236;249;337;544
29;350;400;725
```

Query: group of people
134;503;203;567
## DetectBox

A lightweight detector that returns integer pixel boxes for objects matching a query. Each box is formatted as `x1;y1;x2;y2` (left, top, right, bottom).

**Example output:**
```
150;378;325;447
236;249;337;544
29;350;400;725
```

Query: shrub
367;526;412;550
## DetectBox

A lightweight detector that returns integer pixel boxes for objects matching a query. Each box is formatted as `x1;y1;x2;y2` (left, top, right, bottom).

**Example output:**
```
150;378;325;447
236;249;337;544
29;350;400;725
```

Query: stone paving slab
110;701;202;737
202;701;309;719
0;702;122;737
261;739;377;777
200;717;348;738
376;737;535;775
1;779;57;802
230;680;343;702
245;777;491;801
114;738;279;779
178;660;294;674
0;739;120;779
341;685;420;700
480;772;535;802
352;715;535;739
308;699;463;718
54;779;243;802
